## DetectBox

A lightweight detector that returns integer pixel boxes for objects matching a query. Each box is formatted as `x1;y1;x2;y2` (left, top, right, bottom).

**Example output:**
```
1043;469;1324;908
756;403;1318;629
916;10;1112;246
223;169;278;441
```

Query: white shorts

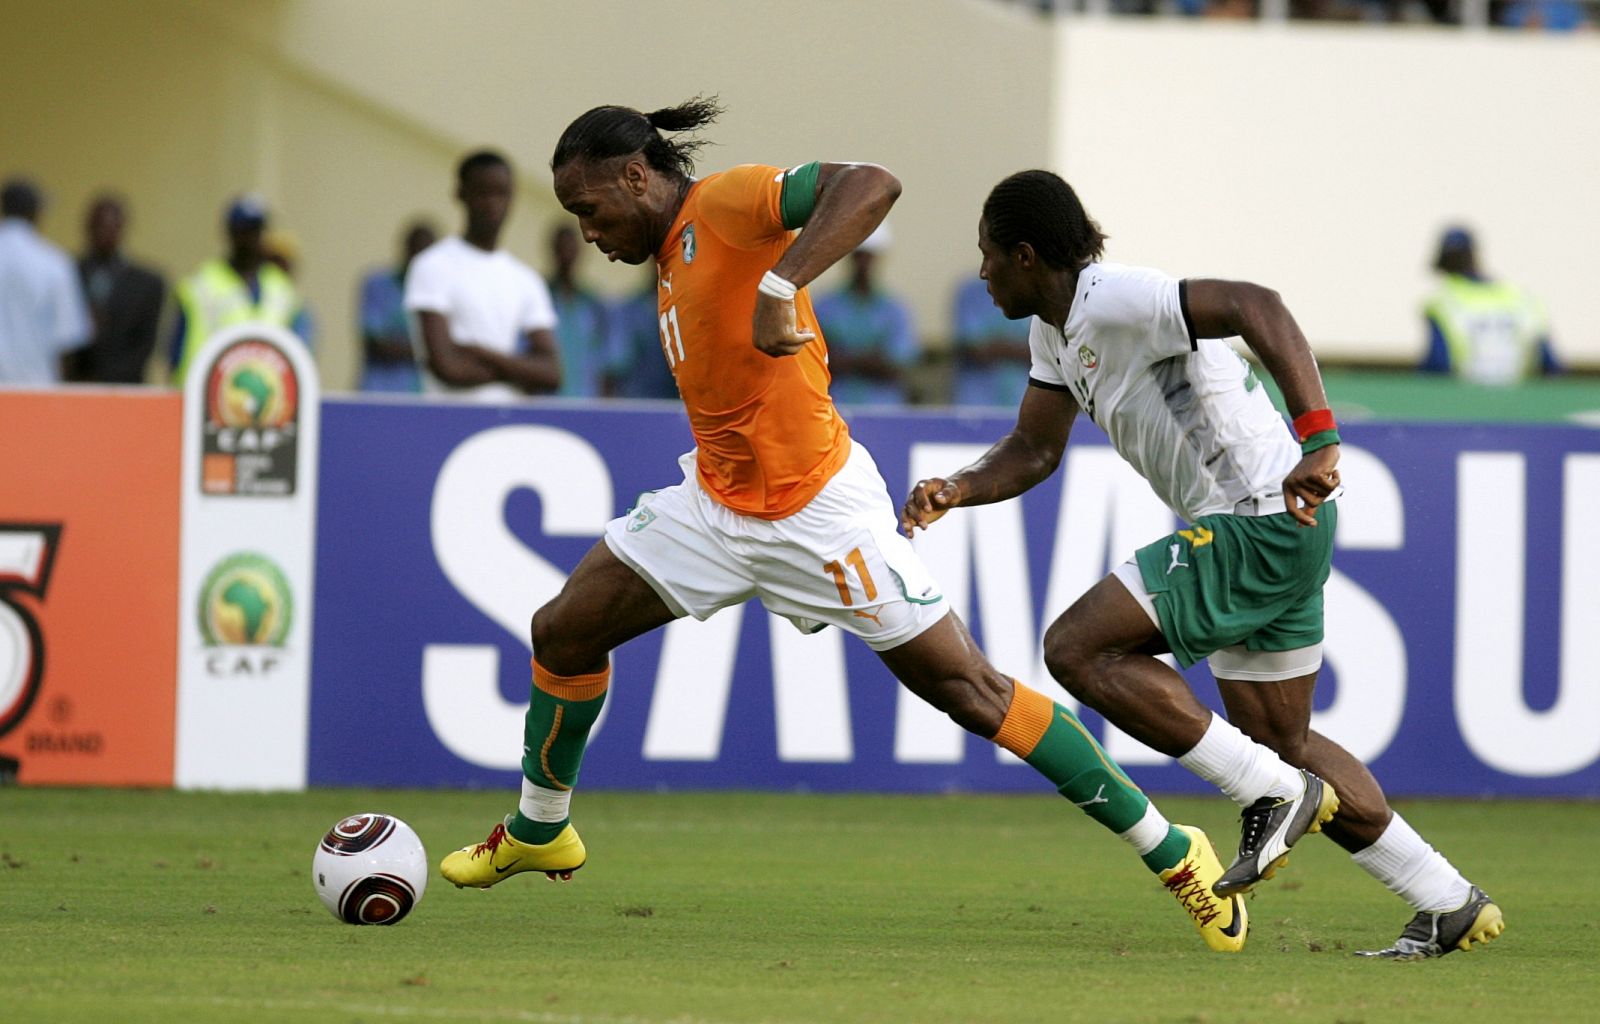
1111;560;1323;682
604;440;948;652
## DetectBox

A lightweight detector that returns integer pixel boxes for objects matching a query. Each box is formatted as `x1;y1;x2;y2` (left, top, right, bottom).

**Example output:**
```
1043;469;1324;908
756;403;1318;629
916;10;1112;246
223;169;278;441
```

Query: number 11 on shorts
822;547;878;607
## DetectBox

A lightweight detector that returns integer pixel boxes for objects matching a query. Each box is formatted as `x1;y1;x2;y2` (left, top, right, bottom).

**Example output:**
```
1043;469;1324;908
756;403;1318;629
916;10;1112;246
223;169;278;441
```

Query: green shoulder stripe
779;162;822;230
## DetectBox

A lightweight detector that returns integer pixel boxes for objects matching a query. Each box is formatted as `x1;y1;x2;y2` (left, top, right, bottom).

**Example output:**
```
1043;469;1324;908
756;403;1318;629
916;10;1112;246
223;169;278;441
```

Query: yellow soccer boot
1160;825;1248;953
440;816;586;889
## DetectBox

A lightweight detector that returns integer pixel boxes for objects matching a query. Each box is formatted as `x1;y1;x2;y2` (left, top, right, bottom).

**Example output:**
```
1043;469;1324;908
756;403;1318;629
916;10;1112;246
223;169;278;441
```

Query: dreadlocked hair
983;170;1107;270
551;96;725;180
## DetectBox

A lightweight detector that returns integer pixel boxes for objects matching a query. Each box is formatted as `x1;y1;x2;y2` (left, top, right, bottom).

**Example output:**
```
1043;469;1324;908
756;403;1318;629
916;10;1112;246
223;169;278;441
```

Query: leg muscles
530;540;679;676
1216;674;1392;851
1043;575;1214;757
875;610;1011;735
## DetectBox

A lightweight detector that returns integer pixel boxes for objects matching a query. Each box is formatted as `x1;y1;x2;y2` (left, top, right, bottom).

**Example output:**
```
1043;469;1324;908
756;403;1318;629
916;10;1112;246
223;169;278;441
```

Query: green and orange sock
509;658;609;845
992;681;1189;874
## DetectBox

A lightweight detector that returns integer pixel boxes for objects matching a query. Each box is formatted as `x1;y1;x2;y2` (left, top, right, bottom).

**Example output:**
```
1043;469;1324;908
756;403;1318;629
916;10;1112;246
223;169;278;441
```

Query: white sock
519;778;572;824
1116;802;1172;857
1177;713;1303;807
1350;813;1473;914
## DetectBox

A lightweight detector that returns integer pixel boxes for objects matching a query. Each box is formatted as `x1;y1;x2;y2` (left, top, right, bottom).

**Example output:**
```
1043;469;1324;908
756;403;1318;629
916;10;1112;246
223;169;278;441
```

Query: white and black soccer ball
311;813;428;925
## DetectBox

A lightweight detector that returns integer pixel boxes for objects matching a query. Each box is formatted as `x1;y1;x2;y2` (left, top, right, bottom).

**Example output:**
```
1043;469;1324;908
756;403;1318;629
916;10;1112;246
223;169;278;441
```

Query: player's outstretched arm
900;384;1077;534
1184;279;1340;526
754;163;900;358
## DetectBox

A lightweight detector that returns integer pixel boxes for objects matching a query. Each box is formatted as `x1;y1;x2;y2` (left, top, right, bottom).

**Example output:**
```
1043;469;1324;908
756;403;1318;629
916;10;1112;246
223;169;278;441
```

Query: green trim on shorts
889;566;944;606
1133;502;1337;668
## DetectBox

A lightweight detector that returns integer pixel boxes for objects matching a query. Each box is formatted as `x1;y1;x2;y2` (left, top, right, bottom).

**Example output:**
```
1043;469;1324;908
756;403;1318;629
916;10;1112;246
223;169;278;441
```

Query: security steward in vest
1419;226;1558;386
170;195;309;384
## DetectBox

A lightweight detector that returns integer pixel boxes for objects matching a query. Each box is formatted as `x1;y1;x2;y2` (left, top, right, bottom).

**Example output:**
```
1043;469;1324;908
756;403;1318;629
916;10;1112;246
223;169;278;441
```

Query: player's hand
1282;445;1341;528
752;292;815;358
901;477;963;535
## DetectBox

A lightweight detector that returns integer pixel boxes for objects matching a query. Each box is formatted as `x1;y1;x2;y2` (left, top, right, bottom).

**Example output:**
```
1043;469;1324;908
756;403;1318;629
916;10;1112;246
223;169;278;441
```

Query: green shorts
1134;502;1337;669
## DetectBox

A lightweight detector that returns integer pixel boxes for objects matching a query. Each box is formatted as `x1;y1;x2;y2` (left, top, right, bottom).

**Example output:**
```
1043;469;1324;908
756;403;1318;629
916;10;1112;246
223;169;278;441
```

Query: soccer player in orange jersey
436;98;1320;953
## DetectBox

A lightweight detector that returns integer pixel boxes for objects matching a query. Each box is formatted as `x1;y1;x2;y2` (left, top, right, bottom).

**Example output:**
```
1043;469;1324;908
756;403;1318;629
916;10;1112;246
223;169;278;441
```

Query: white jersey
403;235;557;402
1027;262;1300;521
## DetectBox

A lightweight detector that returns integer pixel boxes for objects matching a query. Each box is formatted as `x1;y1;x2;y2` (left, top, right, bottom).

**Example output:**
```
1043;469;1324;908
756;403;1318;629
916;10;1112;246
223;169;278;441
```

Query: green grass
2;789;1596;1024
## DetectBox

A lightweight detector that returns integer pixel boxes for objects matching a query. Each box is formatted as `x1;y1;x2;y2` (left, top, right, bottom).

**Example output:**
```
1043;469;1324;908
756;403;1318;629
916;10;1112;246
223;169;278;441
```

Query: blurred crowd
0;160;1036;407
0;154;1562;407
1017;0;1595;28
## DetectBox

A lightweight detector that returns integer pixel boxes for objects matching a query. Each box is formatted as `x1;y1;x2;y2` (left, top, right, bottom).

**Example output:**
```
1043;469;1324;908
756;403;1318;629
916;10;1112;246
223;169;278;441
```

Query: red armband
1292;408;1337;442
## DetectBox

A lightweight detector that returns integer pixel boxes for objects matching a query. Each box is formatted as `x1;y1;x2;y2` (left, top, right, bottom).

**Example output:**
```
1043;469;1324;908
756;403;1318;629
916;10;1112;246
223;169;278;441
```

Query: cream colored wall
267;0;1055;370
6;2;1593;389
1;0;1051;391
1;0;480;391
1052;18;1600;367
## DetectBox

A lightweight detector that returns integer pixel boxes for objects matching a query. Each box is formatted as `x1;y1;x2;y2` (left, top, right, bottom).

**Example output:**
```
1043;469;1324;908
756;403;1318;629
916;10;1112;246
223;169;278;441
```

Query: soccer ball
311;813;428;925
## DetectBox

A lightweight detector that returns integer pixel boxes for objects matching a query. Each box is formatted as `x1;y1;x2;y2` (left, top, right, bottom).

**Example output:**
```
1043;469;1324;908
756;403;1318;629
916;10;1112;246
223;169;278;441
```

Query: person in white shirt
0;178;91;385
903;169;1501;962
404;150;560;401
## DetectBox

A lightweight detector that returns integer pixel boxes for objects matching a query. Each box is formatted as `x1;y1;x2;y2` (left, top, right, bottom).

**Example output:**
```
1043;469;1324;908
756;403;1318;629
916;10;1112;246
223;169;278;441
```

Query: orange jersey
654;164;850;520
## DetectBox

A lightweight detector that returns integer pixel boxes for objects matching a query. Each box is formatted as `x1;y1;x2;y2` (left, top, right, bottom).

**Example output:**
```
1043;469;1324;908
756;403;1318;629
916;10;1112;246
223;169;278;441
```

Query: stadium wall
1050;20;1600;370
4;383;1597;797
6;2;1593;393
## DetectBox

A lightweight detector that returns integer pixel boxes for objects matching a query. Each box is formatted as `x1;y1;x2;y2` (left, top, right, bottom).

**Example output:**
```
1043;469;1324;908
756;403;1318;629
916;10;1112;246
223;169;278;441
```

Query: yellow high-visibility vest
1424;275;1548;386
173;259;300;384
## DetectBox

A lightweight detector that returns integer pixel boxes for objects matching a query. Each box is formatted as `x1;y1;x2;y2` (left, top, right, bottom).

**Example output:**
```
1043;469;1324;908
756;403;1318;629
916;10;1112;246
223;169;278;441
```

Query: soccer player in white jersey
902;170;1504;961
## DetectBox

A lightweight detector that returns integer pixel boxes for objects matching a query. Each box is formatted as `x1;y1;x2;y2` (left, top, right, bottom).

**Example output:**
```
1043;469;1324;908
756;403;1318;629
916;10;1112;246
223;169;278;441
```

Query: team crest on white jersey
1078;345;1098;369
626;506;657;533
682;223;697;264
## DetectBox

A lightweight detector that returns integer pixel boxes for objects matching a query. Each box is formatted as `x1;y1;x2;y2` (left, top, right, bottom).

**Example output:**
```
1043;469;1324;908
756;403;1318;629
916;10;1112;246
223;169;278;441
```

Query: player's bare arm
900;384;1078;534
754;162;901;358
1183;279;1340;527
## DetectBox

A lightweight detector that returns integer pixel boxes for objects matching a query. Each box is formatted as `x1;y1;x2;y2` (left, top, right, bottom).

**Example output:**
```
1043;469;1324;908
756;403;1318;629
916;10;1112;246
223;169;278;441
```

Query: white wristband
758;270;797;302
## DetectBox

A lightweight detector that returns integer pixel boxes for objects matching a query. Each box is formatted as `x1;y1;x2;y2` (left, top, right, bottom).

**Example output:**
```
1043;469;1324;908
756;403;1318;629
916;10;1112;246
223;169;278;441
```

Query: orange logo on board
200;338;301;496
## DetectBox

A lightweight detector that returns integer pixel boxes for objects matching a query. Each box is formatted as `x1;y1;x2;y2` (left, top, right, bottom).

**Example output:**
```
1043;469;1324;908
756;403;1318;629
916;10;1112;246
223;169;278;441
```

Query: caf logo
200;338;301;496
207;341;297;429
198;553;293;647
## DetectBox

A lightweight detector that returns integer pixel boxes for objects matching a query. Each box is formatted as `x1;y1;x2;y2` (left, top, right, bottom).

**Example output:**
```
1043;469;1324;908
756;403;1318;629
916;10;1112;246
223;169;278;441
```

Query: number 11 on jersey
658;306;686;368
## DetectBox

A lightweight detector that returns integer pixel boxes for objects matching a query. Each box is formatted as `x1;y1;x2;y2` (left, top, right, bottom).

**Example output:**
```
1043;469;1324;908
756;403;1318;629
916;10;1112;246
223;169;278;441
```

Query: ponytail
552;96;725;179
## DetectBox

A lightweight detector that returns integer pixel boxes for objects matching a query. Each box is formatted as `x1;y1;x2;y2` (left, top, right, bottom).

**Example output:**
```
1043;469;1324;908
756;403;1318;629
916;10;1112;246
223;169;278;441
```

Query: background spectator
812;223;918;407
0;177;91;385
547;224;608;397
169;194;309;384
1494;0;1590;28
403;150;560;401
357;219;436;394
1420;226;1558;385
265;228;315;349
603;266;678;399
950;273;1032;409
67;194;166;384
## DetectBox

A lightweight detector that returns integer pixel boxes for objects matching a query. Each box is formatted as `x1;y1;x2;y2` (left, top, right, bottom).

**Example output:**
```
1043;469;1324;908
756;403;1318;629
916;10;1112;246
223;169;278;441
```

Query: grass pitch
2;788;1595;1024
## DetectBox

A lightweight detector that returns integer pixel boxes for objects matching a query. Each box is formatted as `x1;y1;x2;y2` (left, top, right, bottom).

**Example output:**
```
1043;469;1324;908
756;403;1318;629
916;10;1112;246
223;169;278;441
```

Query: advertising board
309;400;1600;796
